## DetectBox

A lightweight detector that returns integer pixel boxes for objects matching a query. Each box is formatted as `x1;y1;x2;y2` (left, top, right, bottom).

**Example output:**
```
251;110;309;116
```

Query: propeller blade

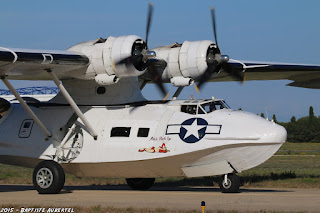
210;6;218;46
243;73;246;85
194;83;200;94
196;60;220;91
145;2;154;46
115;53;143;67
163;92;170;101
147;59;167;98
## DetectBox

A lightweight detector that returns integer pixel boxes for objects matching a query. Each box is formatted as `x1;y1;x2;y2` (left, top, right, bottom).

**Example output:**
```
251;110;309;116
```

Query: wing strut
0;77;52;138
172;86;184;100
47;70;98;140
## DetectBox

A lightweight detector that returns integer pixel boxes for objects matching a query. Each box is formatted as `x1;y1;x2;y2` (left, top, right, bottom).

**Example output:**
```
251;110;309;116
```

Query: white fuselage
0;100;286;178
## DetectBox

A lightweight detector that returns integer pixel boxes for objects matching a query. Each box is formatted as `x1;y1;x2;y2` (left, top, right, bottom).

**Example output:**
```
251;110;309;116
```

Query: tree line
261;106;320;143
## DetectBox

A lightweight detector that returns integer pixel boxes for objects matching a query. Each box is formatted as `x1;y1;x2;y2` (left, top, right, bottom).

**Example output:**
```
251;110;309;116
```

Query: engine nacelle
152;40;218;82
67;35;147;81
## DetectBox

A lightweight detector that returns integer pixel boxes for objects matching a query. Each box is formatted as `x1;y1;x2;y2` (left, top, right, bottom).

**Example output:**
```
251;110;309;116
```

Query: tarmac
0;185;320;212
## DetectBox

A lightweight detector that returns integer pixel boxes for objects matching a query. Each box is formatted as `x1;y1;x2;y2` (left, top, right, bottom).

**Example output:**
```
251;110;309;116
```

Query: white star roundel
165;118;222;143
179;118;208;143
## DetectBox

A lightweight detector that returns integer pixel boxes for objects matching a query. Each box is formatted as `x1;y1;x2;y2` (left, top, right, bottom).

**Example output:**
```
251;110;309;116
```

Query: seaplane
0;3;319;194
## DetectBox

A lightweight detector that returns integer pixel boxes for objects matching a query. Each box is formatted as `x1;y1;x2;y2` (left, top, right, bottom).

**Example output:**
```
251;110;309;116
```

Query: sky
0;0;320;121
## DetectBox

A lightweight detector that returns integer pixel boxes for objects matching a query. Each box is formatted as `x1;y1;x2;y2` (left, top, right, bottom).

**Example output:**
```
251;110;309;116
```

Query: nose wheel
218;173;240;193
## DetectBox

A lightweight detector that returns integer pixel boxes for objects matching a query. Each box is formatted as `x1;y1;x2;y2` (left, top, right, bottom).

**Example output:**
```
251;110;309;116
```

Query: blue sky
1;0;320;121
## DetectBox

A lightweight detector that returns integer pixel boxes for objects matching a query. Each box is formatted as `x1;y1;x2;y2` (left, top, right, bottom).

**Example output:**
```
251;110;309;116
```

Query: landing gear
218;173;240;193
126;178;155;190
33;160;65;194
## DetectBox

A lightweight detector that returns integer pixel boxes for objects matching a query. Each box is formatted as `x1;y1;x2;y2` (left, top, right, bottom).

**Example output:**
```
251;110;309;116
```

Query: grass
275;142;320;155
0;143;320;188
0;163;33;184
239;155;320;188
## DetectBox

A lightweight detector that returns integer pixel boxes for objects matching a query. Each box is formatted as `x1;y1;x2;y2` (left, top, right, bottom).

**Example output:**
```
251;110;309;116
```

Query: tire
33;160;65;194
218;173;240;193
126;178;155;190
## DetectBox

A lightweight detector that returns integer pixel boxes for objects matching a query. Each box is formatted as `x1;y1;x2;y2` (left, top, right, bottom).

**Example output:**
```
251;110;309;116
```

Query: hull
0;142;282;178
0;101;286;178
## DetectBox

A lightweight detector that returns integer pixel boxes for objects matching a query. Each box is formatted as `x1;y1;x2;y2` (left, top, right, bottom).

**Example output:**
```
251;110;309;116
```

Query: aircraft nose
264;123;287;144
235;112;287;144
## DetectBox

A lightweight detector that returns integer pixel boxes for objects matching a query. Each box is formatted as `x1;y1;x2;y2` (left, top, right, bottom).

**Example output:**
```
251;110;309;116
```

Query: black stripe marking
0;51;15;62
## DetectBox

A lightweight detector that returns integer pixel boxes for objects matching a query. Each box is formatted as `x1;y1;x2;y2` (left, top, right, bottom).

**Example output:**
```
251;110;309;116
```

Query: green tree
272;114;278;123
309;106;315;119
260;113;265;118
282;107;320;142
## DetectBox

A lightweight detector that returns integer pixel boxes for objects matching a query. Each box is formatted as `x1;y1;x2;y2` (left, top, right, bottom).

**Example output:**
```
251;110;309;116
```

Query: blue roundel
179;118;208;143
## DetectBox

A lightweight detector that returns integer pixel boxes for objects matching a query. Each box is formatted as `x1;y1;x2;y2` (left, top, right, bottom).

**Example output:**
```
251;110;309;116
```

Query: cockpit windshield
181;100;230;115
0;98;11;119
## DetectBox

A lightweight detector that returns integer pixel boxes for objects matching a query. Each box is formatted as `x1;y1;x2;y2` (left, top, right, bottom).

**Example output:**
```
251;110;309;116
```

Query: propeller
116;2;168;98
116;2;155;70
196;7;244;91
144;2;169;98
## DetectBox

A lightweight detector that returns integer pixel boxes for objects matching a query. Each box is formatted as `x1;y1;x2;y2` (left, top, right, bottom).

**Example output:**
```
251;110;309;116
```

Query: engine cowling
152;40;219;84
67;35;148;84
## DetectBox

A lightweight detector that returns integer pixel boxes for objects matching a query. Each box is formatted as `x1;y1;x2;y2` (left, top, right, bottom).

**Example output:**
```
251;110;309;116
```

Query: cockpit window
198;103;213;114
181;105;197;115
0;98;11;119
200;102;224;113
181;100;230;115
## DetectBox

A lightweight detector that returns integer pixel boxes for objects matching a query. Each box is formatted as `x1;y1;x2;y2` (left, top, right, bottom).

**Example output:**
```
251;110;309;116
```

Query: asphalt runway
0;185;320;212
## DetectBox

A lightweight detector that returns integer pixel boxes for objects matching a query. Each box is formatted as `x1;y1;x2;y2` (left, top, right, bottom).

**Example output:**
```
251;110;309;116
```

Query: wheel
126;178;155;190
218;173;240;193
33;160;65;194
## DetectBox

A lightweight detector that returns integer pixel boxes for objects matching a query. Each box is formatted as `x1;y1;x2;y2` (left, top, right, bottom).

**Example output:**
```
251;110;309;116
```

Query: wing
211;59;320;89
0;47;89;80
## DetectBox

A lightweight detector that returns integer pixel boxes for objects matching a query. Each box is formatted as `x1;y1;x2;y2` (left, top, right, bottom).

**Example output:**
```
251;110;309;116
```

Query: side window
138;128;150;137
111;127;131;137
181;105;197;115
